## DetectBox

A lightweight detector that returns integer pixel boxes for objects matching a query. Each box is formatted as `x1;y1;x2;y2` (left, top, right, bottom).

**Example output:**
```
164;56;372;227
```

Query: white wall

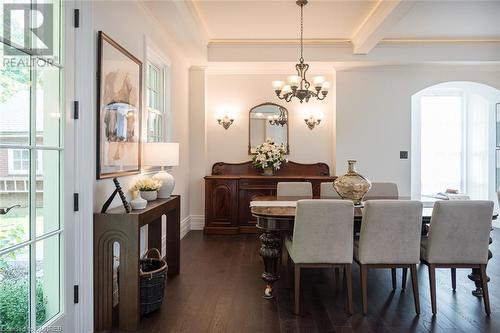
205;72;335;170
336;66;500;197
92;1;199;224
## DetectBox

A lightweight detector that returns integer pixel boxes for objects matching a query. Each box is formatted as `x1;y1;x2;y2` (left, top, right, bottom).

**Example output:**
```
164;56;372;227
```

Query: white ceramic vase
130;192;147;210
140;190;158;201
153;169;175;198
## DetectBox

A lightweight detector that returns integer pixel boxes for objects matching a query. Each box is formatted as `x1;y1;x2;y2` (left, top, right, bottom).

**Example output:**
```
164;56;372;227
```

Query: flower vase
333;160;371;205
140;190;158;201
261;167;275;176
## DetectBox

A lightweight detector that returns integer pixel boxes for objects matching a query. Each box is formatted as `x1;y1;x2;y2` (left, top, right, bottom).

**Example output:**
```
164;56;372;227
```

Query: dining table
250;196;496;300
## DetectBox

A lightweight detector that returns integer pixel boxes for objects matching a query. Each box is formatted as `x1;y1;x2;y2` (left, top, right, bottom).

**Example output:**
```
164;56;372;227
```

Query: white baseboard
190;215;205;230
180;216;191;239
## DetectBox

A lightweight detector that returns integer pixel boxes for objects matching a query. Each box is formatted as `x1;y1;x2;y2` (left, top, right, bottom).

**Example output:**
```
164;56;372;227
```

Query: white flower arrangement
252;138;288;170
132;178;163;192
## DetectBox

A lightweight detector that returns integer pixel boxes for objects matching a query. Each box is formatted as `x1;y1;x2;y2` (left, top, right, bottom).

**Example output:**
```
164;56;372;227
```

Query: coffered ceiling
142;0;500;57
193;0;376;40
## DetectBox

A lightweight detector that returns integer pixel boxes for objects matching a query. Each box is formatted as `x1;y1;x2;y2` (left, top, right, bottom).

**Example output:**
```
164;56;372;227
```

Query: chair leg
344;264;353;315
428;264;437;315
360;264;368;315
402;267;408;291
410;264;420;315
294;264;301;315
391;268;397;290
479;264;491;316
335;267;341;288
451;268;456;291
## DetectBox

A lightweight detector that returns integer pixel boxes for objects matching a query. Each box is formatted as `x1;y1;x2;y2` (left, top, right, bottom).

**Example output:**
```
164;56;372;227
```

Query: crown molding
381;38;500;44
208;38;351;46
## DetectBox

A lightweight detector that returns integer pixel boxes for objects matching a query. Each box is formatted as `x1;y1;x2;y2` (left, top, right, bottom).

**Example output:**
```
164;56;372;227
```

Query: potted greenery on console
252;138;288;176
133;178;163;201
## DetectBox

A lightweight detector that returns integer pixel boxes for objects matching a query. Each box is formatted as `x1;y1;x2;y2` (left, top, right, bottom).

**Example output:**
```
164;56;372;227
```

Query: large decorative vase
262;167;275;176
333;160;371;205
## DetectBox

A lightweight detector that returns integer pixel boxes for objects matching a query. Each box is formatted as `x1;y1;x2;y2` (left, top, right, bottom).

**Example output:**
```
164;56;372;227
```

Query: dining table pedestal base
256;215;294;299
259;231;281;299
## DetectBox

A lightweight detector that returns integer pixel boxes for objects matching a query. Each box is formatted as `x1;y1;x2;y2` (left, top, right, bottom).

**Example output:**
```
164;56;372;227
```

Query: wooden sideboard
204;161;335;234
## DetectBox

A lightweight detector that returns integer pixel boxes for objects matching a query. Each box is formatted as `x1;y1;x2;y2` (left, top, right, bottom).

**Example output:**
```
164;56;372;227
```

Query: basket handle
141;248;162;260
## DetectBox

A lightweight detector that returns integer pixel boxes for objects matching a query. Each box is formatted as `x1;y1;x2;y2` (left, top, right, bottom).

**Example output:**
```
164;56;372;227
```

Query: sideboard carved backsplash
205;161;335;234
211;160;330;176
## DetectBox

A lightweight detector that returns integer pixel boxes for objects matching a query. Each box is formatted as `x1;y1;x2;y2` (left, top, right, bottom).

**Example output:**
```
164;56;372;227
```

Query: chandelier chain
300;3;304;63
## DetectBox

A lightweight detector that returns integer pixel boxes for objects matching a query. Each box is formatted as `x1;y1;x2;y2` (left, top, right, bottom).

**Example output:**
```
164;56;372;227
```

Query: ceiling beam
351;0;415;55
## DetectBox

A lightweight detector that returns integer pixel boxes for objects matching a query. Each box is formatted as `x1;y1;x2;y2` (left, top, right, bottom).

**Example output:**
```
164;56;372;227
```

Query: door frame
68;0;95;331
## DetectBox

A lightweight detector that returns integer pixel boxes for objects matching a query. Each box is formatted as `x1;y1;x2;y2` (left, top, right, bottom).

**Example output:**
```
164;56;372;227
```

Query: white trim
189;215;205;231
180;216;191;239
72;1;94;331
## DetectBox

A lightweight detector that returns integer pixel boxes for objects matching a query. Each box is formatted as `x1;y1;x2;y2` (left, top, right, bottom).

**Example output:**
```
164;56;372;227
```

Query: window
146;61;166;142
412;82;499;202
0;1;64;330
8;149;43;174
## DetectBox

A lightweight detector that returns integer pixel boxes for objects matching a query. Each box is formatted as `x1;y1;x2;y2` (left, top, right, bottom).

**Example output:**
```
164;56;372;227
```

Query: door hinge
73;193;79;212
73;101;79;119
74;285;79;304
74;9;80;28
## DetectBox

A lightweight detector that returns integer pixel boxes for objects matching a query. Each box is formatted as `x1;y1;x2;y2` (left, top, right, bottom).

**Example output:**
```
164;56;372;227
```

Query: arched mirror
248;103;290;154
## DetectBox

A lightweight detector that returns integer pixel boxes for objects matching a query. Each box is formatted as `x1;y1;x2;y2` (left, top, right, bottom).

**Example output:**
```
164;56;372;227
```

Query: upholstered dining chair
285;200;354;315
320;182;341;198
277;182;313;198
364;182;399;200
354;200;423;315
420;200;494;315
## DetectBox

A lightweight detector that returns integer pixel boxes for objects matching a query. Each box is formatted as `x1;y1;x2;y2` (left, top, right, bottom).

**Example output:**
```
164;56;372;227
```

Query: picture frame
96;31;142;179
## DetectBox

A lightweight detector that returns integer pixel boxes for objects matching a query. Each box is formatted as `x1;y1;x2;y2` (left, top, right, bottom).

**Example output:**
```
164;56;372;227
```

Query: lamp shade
143;142;179;167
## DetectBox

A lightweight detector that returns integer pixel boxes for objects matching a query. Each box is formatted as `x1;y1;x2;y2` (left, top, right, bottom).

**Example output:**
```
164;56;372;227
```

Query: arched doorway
411;81;500;202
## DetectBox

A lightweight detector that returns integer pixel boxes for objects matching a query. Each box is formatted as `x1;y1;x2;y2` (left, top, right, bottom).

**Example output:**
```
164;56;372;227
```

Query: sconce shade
144;142;179;167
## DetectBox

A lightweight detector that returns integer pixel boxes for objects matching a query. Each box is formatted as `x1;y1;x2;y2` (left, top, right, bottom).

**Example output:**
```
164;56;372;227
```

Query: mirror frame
248;102;290;155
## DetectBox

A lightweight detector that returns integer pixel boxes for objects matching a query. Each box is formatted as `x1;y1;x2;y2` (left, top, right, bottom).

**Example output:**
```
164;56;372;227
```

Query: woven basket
140;248;168;316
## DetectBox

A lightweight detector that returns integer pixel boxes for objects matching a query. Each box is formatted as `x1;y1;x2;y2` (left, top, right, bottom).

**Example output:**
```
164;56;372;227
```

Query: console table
94;196;180;332
204;161;335;234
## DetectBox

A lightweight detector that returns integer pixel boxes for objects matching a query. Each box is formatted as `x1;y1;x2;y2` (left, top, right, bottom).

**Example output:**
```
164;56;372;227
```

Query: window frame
145;45;171;143
8;149;43;175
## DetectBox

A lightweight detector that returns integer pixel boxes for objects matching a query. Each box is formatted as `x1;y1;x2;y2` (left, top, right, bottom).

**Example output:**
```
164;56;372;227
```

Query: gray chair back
290;200;354;264
426;200;493;264
364;182;399;200
358;200;423;264
320;182;341;198
277;182;312;197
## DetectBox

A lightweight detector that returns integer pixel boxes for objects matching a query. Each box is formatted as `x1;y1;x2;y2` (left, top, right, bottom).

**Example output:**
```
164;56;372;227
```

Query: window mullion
29;1;37;327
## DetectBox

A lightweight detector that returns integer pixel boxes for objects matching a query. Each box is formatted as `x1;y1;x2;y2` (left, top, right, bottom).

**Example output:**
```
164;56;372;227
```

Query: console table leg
468;235;492;297
259;230;281;299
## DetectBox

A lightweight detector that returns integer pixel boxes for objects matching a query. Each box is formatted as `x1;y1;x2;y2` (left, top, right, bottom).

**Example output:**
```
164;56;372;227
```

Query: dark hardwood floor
139;229;500;333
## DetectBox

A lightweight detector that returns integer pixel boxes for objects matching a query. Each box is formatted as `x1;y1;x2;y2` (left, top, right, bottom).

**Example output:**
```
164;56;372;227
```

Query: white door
0;1;74;331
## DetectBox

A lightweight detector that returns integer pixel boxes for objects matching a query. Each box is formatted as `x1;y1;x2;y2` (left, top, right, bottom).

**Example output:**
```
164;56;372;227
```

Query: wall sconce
304;115;321;130
217;115;234;130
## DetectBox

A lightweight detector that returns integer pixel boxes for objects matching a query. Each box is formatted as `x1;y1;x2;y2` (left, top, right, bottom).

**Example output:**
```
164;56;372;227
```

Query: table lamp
143;142;179;198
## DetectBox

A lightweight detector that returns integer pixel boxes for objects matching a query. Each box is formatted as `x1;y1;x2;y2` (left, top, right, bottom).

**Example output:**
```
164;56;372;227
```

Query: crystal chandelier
268;107;288;126
272;0;329;103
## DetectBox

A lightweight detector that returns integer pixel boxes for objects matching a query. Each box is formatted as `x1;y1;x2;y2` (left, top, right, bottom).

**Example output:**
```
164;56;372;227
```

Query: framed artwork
97;31;142;179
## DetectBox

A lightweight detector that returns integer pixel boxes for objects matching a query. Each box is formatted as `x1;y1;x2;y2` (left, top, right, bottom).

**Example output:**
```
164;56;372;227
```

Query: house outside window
7;149;43;175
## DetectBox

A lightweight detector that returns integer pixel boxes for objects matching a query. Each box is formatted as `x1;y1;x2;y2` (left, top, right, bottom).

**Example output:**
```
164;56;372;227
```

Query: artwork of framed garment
96;31;142;179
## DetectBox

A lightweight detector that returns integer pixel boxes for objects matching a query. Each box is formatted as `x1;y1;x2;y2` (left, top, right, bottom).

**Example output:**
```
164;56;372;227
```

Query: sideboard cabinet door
205;179;238;229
